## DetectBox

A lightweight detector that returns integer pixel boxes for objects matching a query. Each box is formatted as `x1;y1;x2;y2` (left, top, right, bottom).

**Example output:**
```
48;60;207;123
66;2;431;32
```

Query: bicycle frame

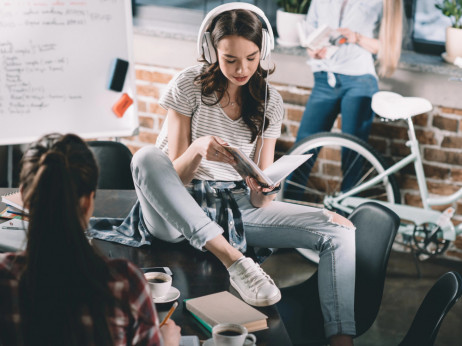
325;117;461;241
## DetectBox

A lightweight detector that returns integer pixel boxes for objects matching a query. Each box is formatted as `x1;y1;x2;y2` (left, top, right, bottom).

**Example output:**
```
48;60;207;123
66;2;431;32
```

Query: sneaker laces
238;263;275;293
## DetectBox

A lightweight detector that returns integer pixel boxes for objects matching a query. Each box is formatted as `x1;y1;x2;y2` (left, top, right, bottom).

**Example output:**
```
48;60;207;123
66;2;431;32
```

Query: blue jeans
131;146;357;338
290;72;378;194
297;72;378;142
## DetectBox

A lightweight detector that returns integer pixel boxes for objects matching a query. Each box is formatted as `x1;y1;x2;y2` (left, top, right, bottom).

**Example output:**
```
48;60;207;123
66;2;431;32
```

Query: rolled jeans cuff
324;320;356;339
189;221;223;251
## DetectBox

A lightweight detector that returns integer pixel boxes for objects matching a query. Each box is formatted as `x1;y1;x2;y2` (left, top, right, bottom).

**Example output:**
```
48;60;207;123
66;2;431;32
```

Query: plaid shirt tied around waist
190;180;248;253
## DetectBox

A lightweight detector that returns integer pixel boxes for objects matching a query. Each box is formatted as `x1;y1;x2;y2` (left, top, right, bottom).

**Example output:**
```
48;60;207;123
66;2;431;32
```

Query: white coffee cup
144;272;172;298
212;323;257;346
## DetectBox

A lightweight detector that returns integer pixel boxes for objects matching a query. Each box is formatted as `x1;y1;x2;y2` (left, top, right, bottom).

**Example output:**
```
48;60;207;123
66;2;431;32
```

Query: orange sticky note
112;93;133;118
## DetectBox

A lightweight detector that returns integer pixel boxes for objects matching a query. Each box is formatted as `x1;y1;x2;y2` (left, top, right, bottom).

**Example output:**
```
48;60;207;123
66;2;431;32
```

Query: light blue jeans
131;145;357;338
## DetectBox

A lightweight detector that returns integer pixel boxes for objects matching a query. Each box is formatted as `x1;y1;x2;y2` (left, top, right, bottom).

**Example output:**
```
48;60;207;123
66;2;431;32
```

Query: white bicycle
278;91;462;260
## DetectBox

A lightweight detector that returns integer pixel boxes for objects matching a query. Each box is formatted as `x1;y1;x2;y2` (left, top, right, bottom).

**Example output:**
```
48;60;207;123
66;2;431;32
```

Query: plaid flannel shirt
0;252;162;346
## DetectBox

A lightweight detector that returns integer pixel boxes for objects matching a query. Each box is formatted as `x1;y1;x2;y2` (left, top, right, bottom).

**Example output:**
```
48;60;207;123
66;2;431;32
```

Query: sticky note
112;93;133;118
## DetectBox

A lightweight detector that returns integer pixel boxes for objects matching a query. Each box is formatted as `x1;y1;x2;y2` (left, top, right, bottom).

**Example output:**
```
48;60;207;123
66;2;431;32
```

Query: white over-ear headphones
197;2;275;64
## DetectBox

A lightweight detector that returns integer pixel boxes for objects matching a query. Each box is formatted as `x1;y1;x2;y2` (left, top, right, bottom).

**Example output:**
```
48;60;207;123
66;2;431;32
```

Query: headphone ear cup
203;32;217;64
260;29;270;61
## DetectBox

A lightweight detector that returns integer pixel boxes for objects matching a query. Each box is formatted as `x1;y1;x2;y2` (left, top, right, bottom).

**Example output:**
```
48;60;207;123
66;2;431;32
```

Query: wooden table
0;188;292;345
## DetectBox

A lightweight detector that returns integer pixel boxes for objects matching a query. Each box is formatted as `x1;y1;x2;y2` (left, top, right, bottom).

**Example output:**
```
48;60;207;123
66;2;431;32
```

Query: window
133;0;278;35
411;0;447;54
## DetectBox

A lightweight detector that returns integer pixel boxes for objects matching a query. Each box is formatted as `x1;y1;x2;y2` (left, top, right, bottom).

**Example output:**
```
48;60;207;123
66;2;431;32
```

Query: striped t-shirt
157;64;284;181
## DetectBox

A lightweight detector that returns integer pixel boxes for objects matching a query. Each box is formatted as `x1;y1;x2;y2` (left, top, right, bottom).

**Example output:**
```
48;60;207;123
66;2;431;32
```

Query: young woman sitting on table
0;134;181;346
130;3;356;345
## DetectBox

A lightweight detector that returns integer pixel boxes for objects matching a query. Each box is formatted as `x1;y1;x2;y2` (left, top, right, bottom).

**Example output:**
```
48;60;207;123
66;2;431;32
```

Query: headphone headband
196;2;275;61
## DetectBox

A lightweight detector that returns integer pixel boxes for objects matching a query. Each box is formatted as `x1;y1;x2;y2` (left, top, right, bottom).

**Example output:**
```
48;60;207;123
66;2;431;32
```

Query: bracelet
355;32;362;45
262;184;281;196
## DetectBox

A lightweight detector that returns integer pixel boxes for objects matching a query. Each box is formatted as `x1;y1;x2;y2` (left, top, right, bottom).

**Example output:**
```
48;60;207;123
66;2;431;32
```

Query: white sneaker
227;257;281;307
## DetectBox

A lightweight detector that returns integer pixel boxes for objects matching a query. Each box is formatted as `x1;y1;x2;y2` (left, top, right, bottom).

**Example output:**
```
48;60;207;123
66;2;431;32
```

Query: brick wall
124;63;462;261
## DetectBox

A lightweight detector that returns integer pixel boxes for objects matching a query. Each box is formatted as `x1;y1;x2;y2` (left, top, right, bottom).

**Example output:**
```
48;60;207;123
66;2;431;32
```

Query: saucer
202;339;214;346
202;338;256;346
152;286;180;303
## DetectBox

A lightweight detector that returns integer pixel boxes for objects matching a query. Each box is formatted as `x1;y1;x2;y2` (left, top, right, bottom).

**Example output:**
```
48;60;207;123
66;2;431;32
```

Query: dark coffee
217;330;242;337
149;278;168;283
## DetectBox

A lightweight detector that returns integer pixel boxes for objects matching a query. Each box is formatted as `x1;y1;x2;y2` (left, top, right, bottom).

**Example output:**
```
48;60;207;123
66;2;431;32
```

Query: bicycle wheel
279;132;401;212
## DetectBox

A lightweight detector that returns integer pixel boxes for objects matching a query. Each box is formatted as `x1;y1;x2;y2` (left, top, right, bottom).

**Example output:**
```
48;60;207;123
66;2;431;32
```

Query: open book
224;145;311;188
297;23;346;59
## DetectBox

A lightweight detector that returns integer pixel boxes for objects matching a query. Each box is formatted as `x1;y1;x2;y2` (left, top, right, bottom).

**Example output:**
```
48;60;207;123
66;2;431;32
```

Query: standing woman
131;3;356;345
295;0;403;185
0;134;180;346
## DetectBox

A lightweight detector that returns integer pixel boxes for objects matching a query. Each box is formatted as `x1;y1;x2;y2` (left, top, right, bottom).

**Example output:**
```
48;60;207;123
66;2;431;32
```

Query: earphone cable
256;56;271;167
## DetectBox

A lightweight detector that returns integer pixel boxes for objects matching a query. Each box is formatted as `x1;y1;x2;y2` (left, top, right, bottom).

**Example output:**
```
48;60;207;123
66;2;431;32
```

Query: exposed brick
334;117;341;129
157;115;165;130
442;136;462;148
440;107;455;114
278;89;309;106
125;144;142;155
427;181;460;196
289;124;299;138
323;162;341;177
445;250;462;260
275;138;294;153
413;113;429;127
404;194;422;207
368;137;387;155
136;85;159;98
370;123;407;139
136;70;173;84
423;164;450;180
433;115;458;132
452;168;462;182
138;132;158;144
454;234;462;248
286;108;304;122
454;108;462;116
137;100;147;112
138;116;154;129
415;129;436;145
390;141;411;157
401;176;419;190
149;102;167;116
425;148;462;165
456;203;462;215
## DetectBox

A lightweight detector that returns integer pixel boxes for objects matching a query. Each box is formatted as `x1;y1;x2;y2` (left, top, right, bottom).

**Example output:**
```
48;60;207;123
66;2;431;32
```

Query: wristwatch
262;184;281;195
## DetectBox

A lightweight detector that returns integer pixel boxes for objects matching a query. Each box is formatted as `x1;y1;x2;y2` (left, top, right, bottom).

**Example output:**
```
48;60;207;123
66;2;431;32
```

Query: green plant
277;0;311;14
435;0;462;29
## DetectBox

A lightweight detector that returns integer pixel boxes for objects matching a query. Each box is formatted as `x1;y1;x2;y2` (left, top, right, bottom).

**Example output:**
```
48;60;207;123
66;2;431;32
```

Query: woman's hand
160;319;181;346
192;135;235;164
307;47;327;59
337;28;357;44
337;28;379;54
246;177;280;207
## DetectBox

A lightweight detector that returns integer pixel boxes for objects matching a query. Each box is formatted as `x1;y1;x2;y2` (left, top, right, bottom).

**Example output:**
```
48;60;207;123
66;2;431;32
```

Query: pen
1;226;24;230
159;301;178;327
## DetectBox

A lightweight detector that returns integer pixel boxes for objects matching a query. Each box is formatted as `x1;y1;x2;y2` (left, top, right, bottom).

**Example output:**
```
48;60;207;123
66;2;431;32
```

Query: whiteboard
0;0;138;145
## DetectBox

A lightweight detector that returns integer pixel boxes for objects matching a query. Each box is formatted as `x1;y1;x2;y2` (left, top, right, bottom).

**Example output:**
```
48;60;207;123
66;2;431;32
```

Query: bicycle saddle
372;91;433;120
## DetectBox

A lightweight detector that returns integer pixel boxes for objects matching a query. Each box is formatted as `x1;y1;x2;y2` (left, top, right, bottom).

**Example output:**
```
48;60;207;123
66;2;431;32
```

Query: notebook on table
185;291;268;333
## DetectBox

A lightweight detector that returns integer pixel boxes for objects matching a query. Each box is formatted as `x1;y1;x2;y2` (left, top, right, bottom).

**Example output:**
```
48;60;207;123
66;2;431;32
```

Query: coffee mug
144;272;172;298
212;323;257;346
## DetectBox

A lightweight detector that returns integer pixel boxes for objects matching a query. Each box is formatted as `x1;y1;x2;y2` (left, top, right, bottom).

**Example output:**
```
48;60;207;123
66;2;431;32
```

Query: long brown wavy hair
18;133;116;345
194;9;274;143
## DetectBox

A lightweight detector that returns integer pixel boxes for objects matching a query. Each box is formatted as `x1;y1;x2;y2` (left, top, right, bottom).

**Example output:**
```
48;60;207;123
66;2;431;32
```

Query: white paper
0;219;28;251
